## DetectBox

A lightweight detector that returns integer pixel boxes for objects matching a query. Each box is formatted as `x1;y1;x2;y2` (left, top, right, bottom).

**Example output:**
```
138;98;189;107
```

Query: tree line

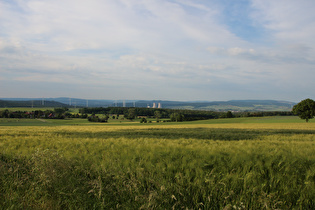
79;107;294;122
0;108;87;119
3;98;315;123
0;107;294;122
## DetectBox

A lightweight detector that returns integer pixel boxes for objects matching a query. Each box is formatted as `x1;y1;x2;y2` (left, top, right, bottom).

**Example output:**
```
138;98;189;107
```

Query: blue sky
1;0;315;102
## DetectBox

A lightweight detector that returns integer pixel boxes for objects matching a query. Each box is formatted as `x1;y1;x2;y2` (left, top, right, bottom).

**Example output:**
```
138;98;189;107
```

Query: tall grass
0;124;314;209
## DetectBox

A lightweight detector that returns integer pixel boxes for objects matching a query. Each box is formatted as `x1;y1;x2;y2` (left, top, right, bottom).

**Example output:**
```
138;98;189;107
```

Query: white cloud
227;47;255;56
251;0;315;43
0;0;315;101
207;46;256;57
2;0;243;52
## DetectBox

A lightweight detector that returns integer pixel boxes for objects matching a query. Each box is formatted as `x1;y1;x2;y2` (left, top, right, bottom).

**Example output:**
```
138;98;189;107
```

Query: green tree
126;108;136;120
0;109;9;118
140;117;147;123
226;111;234;118
170;113;177;122
292;98;315;122
170;113;184;122
154;111;161;122
54;107;68;115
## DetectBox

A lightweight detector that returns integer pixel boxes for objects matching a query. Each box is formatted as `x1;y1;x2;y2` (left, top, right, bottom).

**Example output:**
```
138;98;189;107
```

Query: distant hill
0;98;295;111
133;100;295;111
50;97;114;107
0;99;71;108
0;98;114;108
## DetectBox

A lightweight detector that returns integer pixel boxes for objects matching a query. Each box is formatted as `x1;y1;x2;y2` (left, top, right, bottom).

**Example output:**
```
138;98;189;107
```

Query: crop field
0;117;314;209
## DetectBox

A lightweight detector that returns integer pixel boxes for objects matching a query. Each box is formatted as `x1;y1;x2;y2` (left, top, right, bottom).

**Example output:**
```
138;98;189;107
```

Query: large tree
292;98;315;122
126;108;136;120
154;110;161;121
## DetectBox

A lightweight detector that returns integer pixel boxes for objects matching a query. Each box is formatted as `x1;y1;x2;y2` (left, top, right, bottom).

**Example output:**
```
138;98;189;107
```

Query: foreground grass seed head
0;118;314;209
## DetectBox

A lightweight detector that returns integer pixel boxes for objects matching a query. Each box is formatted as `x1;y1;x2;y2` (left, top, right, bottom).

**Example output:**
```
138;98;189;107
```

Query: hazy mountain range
0;98;295;112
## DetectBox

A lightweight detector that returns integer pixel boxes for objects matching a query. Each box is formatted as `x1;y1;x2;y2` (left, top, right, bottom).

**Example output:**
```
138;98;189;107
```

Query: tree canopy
292;98;315;122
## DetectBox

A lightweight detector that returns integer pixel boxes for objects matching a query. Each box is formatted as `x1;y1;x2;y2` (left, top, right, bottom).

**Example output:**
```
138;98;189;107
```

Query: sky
1;0;315;102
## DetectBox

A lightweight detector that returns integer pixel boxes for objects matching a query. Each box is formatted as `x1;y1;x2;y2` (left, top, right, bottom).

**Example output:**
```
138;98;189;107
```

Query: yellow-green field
0;117;314;209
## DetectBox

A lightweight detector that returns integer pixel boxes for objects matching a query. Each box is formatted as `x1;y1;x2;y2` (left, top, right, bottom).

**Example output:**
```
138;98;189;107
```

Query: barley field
0;117;314;209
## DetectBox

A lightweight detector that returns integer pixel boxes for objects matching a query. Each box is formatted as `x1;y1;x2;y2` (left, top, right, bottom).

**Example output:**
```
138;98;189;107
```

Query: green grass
190;116;308;124
0;116;310;127
0;118;91;126
0;116;170;126
0;119;314;209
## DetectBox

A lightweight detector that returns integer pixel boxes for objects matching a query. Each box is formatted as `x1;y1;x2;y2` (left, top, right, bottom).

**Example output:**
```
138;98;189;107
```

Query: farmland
0;117;314;209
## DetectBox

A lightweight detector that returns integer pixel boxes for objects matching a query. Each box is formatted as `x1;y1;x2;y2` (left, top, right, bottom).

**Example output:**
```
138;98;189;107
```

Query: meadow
0;116;314;209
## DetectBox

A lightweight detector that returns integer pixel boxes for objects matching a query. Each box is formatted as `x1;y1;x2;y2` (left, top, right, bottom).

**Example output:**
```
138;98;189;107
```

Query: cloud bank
1;0;315;101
